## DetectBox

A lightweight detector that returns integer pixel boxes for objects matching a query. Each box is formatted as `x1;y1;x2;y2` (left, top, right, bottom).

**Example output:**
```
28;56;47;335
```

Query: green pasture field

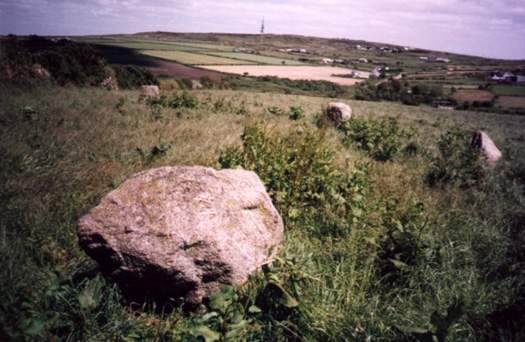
165;42;236;51
493;85;525;96
140;50;257;65
111;38;237;52
209;52;305;65
95;41;207;51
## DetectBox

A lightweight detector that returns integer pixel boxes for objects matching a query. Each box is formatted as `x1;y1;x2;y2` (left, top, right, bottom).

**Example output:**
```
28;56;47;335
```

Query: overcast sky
1;0;524;60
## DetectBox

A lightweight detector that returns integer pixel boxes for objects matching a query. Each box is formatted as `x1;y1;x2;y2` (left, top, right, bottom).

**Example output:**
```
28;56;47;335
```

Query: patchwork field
201;65;365;85
452;89;495;103
140;50;257;65
496;96;525;108
209;52;305;65
95;41;207;51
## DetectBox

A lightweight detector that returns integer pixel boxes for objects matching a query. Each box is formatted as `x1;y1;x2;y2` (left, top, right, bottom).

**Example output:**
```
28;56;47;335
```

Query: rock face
326;102;352;126
471;131;502;168
77;166;283;309
140;85;160;97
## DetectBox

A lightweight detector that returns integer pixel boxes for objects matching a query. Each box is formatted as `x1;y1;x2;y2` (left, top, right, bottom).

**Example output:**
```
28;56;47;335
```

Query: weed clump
338;116;417;161
426;130;485;188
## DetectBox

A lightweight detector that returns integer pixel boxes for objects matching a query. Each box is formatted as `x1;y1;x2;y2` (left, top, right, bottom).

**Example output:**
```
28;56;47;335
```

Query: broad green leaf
190;325;221;342
78;276;104;309
19;316;45;337
390;258;409;270
248;305;262;313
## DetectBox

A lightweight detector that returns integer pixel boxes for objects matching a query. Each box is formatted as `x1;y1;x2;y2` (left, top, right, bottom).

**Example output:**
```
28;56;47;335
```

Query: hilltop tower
260;17;265;35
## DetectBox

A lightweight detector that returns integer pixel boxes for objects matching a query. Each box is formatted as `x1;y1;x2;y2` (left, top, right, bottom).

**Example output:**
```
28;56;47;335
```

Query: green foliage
189;285;261;342
112;65;159;89
218;122;344;223
426;130;484;188
0;35;35;81
266;106;304;120
142;91;199;111
355;80;446;106
178;78;194;90
36;42;107;86
340;116;412;161
1;81;524;342
0;35;158;88
287;107;304;121
266;106;285;116
397;298;465;342
257;76;345;97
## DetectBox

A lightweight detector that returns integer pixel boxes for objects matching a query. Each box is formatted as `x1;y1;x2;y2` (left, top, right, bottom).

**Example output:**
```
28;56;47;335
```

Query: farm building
490;71;525;83
348;71;369;79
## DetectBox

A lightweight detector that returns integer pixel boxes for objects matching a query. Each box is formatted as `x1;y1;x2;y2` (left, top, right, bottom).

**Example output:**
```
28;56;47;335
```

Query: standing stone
140;85;160;97
101;77;119;90
471;131;502;168
77;166;283;309
326;102;352;126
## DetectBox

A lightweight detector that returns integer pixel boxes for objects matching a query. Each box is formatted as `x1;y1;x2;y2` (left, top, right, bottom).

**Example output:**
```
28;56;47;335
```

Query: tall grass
1;81;524;341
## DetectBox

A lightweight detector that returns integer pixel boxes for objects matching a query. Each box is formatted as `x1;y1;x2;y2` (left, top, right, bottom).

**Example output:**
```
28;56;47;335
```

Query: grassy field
209;52;305;65
1;79;524;341
140;50;257;65
493;85;525;97
95;41;208;51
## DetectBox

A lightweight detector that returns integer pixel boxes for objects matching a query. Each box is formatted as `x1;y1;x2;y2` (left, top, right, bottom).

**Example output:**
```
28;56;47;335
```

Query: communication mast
260;17;265;35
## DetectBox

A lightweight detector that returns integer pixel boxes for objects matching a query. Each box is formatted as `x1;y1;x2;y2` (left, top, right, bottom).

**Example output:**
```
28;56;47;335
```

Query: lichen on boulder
77;166;284;309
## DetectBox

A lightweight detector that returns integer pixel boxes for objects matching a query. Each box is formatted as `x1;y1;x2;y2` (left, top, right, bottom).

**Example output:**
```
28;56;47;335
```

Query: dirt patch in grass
200;65;366;86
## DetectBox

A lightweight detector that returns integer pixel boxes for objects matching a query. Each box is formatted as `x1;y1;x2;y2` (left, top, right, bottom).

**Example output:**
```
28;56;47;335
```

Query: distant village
272;44;525;83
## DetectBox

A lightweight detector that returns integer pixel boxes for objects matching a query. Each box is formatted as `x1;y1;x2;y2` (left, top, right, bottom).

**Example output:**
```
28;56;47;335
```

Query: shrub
0;35;35;81
339;117;408;161
218;122;370;234
257;76;345;96
288;107;304;121
36;43;107;86
112;65;158;89
178;78;194;90
142;91;198;109
426;130;484;188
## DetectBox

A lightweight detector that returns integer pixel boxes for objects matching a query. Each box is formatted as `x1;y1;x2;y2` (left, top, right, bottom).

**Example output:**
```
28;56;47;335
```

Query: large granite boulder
471;131;502;168
77;166;283;309
326;102;352;126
